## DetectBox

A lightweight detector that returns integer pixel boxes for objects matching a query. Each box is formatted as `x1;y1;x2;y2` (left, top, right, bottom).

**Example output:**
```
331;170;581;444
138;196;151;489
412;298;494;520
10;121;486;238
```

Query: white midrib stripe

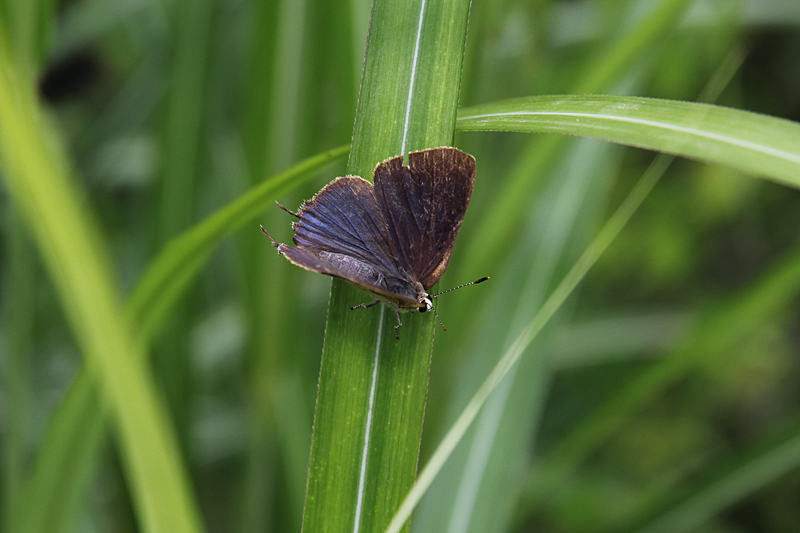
353;304;385;533
401;0;428;157
354;2;427;528
462;111;800;165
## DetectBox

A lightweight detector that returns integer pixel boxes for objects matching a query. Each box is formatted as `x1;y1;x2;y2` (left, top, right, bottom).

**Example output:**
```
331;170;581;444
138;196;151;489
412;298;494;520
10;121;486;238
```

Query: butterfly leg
260;226;280;249
275;201;300;218
394;310;403;340
350;300;380;311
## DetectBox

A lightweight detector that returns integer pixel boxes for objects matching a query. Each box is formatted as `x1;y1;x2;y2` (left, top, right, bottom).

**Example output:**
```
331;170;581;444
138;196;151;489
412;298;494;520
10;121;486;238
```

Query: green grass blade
457;95;800;188
237;0;314;529
152;0;215;452
432;48;747;533
13;372;105;533
631;418;800;533
13;145;348;533
386;113;669;533
416;138;623;533
454;0;696;283
521;242;800;514
0;33;203;533
128;145;349;332
0;0;55;70
302;1;471;532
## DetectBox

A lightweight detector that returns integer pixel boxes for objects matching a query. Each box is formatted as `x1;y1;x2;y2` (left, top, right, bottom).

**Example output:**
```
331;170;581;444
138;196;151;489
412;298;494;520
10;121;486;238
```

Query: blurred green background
2;0;800;532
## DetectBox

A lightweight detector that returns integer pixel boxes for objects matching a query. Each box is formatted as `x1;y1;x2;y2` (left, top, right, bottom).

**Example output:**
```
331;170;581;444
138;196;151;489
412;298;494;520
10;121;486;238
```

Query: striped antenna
430;276;490;298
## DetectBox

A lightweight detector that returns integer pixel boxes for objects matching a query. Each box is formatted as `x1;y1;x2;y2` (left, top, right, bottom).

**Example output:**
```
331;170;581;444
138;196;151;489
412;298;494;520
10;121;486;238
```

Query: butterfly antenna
430;276;490;298
431;305;447;332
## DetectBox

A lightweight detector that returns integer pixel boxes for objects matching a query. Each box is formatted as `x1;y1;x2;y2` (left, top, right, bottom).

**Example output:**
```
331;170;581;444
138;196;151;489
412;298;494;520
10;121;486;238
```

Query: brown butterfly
262;147;488;339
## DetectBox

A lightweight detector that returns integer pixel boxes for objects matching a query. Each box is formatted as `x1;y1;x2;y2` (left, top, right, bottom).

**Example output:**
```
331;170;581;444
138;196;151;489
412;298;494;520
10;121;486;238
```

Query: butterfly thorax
374;277;430;312
314;250;429;312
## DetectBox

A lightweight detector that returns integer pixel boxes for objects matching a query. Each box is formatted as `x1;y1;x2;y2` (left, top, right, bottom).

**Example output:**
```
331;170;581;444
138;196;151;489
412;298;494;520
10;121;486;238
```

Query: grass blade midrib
302;0;472;531
457;95;800;188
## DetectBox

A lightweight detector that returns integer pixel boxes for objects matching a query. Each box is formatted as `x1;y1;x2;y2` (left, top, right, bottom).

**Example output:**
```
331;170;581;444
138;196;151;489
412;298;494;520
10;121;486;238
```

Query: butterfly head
418;294;433;313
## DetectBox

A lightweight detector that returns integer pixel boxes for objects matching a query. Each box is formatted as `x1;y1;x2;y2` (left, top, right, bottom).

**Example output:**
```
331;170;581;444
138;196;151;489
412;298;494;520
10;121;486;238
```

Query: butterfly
262;147;488;339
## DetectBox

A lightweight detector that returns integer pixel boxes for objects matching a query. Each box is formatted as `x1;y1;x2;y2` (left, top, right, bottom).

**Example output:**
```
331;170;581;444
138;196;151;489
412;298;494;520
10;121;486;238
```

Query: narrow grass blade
0;34;203;533
414;134;622;533
237;0;314;529
440;47;748;533
522;242;800;513
302;1;472;532
13;145;348;533
235;0;286;521
128;145;349;333
0;0;56;69
457;95;800;189
632;418;800;533
385;116;669;533
12;372;105;533
152;0;215;453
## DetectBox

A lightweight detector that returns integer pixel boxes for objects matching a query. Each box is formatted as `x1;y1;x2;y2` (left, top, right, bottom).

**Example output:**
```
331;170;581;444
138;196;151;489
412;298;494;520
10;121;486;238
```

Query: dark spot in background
39;51;101;103
743;31;800;122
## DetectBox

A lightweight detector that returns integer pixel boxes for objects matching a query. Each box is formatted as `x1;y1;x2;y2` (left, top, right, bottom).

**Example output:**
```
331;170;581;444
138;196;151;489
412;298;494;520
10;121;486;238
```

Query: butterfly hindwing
374;147;475;289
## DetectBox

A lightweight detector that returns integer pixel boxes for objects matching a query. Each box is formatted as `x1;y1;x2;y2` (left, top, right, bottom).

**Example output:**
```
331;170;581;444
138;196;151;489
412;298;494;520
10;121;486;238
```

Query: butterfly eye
419;297;433;313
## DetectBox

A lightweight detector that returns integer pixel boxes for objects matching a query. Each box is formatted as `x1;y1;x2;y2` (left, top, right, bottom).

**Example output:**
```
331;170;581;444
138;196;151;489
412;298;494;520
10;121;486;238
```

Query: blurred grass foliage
1;0;800;532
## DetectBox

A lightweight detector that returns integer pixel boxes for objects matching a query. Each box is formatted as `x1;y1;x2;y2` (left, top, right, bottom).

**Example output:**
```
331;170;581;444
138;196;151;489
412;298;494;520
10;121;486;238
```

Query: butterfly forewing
290;176;401;276
270;147;476;310
374;147;475;289
276;175;422;305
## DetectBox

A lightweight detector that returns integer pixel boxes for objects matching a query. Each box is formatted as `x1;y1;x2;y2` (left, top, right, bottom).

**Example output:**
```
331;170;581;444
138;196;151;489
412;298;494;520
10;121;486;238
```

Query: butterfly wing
276;176;420;305
373;147;475;289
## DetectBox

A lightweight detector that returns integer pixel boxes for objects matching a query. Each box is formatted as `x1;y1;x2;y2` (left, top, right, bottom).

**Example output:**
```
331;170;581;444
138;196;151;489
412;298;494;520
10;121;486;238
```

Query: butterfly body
263;147;478;337
311;247;430;311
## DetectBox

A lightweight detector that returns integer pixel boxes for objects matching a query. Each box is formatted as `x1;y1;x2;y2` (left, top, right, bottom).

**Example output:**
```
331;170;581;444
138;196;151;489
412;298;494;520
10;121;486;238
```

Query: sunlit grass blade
302;1;471;532
458;95;800;188
631;418;800;533
0;32;203;533
386;126;669;533
14;145;348;533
